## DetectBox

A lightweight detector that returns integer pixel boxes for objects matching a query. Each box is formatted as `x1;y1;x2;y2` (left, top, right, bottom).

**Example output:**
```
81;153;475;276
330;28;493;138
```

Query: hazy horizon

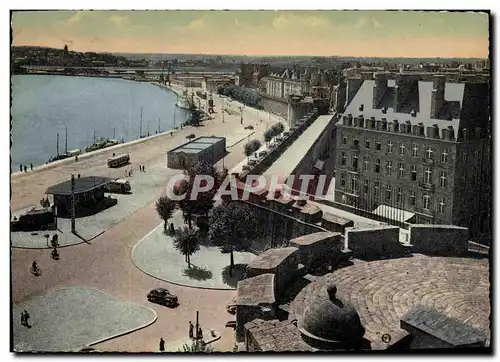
12;10;490;58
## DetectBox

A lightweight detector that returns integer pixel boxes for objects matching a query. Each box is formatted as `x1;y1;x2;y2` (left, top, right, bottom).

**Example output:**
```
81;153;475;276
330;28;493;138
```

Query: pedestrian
189;321;194;339
143;165;146;172
21;311;25;327
30;163;33;171
19;164;23;172
112;153;115;157
77;174;81;179
24;165;27;173
197;327;203;340
159;338;165;352
23;310;30;327
75;155;79;162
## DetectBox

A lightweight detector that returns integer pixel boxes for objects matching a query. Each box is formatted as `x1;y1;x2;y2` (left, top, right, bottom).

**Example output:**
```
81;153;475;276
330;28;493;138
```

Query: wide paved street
10;89;284;352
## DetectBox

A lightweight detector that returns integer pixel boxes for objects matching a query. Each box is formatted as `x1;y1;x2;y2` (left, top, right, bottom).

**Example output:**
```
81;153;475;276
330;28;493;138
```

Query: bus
107;154;130;168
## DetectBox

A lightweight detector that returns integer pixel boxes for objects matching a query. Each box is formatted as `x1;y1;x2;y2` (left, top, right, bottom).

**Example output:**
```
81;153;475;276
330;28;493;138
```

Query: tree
63;44;68;54
173;226;200;268
264;129;274;146
243;139;261;162
209;202;258;276
180;161;226;227
272;122;285;135
155;196;176;231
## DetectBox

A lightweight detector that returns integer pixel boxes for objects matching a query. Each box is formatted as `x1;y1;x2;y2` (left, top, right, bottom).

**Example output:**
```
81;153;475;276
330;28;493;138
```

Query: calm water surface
11;75;189;169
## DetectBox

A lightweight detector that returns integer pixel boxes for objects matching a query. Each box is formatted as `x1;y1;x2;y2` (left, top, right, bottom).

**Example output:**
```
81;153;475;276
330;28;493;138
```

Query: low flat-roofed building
45;176;114;217
167;136;226;169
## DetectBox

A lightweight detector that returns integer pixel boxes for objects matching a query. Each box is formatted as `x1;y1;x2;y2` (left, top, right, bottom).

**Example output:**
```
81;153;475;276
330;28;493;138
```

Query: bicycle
30;266;42;276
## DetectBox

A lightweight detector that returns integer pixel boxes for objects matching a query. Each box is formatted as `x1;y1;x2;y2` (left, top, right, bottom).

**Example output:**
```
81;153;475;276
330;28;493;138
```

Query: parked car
147;288;178;307
244;125;254;130
186;134;196;140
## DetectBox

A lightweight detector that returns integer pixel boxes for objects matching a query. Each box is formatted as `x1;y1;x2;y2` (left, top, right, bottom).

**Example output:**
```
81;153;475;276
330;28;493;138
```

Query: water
11;75;190;169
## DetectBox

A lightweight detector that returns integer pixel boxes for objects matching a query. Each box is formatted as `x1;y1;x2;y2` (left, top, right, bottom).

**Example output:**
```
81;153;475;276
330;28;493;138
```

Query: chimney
433;124;440;139
431;75;446;118
393;120;399;132
373;72;389;109
347;114;353;126
358;116;365;128
441;128;449;140
343;116;348;125
376;119;382;130
406;121;412;134
448;126;455;140
426;126;435;138
381;118;388;131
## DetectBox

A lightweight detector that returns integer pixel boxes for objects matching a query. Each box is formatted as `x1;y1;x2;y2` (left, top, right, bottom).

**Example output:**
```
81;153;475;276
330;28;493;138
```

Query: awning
372;205;415;222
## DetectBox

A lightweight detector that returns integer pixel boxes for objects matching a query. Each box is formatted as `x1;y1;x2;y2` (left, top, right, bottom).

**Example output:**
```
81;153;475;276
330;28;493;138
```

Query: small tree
173;226;200;268
272;122;285;135
209;202;258;276
264;129;274;146
244;142;254;162
155;196;176;231
244;139;261;162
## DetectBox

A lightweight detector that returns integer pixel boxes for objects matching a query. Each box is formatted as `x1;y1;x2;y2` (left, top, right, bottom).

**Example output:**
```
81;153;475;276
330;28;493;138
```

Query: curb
130;221;238;292
14;286;158;352
228;131;256;148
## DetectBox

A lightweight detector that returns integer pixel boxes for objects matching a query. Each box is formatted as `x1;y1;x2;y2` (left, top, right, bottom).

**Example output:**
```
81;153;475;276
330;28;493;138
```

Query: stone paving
12;286;157;352
132;213;256;289
288;254;490;347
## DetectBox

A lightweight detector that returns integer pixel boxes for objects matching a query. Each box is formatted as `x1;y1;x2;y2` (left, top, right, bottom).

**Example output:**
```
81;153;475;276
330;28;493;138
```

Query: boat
48;149;81;163
85;138;120;153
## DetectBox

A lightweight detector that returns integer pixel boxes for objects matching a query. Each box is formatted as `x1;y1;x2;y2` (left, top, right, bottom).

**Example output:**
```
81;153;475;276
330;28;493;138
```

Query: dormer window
410;109;417;117
381;107;387;114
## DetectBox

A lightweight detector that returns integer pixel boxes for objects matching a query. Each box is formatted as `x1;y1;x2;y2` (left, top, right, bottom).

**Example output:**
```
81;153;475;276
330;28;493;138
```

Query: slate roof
247;247;298;270
45;176;113;196
342;78;489;137
237;274;275;306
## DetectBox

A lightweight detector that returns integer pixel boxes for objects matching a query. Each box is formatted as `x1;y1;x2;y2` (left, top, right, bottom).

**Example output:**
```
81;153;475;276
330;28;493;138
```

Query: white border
2;2;496;362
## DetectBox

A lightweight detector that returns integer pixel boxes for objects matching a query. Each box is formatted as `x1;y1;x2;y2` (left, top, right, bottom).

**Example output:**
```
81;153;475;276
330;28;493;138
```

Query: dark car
147;288;178;307
244;125;254;130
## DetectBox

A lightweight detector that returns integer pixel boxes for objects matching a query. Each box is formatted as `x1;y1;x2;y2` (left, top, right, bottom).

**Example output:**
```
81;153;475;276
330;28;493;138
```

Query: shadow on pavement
221;263;247;288
182;265;213;281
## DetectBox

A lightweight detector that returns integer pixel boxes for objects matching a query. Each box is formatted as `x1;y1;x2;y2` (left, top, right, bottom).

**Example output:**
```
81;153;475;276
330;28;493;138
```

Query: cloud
109;15;129;25
61;11;89;26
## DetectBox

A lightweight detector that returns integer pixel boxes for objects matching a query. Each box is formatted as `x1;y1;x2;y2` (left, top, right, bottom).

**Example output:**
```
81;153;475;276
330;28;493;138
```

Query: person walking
30;163;33;171
23;310;30;327
143;165;146;172
21;311;26;327
24;165;27;173
19;164;23;172
159;338;165;352
189;321;194;339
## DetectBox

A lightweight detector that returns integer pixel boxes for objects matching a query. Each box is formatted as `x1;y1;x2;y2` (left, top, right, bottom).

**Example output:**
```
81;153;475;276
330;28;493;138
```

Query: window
412;144;418;157
463;150;468;163
340;174;346;187
438;198;445;214
398;163;404;178
396;187;403;203
363;157;369;171
365;139;370;149
385;185;392;200
439;171;447;187
375;159;381;173
424;167;432;184
351;177;358;193
399;142;406;155
411;165;417;181
341;152;346;166
376;141;381;151
426;146;433;160
342;137;347;145
423;193;431;210
353;139;359;149
363;180;369;194
409;190;416;205
352;155;358;169
386;161;393;175
441;149;449;163
387;141;394;154
374;181;380;197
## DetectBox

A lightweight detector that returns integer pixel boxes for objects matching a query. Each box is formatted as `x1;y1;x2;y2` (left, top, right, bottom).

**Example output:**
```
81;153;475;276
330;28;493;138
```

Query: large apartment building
334;72;490;238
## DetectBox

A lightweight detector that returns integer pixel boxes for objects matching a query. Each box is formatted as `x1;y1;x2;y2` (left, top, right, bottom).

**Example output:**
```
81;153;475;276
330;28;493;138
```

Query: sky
11;10;489;58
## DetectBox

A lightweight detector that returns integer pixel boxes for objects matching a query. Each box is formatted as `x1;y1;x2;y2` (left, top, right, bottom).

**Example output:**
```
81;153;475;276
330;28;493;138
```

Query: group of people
138;165;146;172
20;310;31;328
19;163;33;173
189;321;203;340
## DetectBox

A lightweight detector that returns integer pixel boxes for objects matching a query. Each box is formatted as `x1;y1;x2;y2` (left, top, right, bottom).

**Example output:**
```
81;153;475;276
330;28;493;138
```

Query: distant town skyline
12;10;489;58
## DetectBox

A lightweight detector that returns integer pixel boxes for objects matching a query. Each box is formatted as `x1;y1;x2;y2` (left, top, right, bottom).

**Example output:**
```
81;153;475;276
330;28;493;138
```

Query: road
11;87;286;352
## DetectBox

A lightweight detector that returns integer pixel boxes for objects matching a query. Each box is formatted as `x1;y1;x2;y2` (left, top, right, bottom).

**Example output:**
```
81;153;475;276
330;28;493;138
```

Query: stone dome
298;284;365;347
